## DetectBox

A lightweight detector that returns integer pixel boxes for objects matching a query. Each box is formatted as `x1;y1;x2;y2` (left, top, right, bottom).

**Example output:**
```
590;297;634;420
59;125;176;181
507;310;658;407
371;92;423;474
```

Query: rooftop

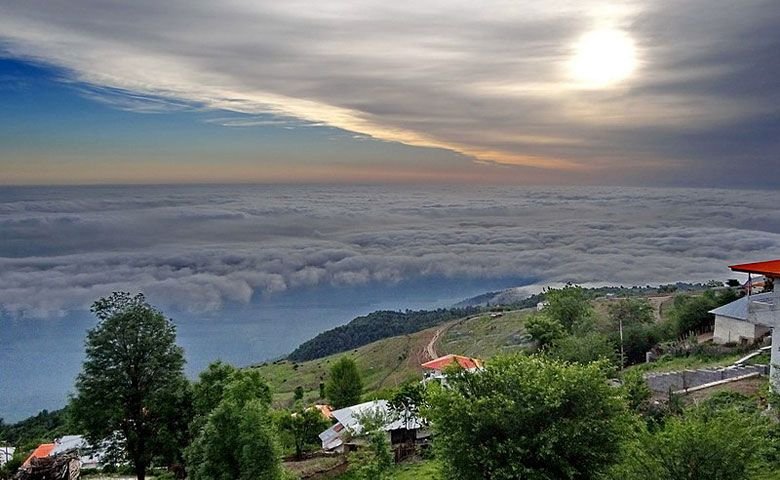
709;292;772;321
730;259;780;278
23;443;54;466
421;354;482;371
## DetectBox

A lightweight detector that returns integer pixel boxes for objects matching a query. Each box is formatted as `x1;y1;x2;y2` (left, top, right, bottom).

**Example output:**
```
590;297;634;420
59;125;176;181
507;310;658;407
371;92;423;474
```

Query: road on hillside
422;310;524;362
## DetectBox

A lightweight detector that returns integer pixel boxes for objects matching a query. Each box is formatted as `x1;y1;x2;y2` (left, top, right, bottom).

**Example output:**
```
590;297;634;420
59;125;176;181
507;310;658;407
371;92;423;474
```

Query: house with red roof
421;354;483;384
22;443;55;467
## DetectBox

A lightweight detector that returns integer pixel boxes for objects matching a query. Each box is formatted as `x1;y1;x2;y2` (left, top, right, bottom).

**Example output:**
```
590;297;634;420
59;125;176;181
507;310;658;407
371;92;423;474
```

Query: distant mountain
454;287;541;307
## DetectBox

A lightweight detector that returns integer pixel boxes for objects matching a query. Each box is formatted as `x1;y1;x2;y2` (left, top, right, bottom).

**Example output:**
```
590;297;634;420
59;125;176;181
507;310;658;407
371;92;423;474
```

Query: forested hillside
0;409;68;451
288;307;482;361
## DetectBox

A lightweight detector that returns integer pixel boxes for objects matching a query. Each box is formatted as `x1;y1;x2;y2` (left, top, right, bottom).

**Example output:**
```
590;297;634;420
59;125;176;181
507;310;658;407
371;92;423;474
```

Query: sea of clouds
2;184;779;320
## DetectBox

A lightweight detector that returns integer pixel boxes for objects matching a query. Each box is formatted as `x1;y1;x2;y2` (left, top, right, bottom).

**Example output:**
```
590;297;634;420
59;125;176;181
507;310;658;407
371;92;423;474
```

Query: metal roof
709;292;772;321
730;259;780;278
319;399;424;450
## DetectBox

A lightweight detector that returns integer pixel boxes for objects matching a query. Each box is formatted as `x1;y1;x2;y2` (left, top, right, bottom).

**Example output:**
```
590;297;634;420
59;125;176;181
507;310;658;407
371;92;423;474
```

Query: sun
569;29;637;88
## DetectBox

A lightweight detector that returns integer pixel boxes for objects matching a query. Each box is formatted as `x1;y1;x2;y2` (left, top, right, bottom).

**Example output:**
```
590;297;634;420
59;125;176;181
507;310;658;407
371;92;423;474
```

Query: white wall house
710;293;771;344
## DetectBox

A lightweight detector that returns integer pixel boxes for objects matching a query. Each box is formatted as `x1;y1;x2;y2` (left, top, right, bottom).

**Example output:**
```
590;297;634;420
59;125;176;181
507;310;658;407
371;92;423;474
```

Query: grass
627;351;747;374
253;325;441;408
334;459;441;480
439;310;532;358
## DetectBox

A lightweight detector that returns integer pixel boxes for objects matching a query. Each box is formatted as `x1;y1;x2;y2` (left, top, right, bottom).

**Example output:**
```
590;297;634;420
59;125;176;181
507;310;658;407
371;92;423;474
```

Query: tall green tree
544;285;593;331
191;361;239;421
427;354;632;480
186;371;282;480
70;293;189;480
325;357;363;409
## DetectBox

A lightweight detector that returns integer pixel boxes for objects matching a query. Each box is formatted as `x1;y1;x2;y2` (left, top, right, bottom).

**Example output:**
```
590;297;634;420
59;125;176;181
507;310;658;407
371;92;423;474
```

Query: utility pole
619;315;625;371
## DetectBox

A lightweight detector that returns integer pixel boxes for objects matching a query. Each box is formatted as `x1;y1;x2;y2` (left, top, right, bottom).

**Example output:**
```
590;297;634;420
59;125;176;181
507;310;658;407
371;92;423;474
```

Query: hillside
287;307;483;362
253;309;532;407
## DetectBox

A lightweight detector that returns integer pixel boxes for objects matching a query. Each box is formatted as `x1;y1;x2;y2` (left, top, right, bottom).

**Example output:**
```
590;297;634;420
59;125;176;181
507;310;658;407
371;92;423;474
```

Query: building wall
712;315;770;344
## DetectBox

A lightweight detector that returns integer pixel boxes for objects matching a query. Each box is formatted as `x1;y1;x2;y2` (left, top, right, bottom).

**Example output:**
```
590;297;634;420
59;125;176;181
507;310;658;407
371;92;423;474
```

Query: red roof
730;260;780;278
23;443;55;466
421;354;482;371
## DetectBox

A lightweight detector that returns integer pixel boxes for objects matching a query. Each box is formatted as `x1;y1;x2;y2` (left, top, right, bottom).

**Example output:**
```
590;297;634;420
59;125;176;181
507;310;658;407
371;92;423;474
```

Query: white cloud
1;185;779;318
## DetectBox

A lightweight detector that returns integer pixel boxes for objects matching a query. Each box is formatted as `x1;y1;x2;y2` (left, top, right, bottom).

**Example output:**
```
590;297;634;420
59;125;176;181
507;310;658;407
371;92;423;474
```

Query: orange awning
730;259;780;278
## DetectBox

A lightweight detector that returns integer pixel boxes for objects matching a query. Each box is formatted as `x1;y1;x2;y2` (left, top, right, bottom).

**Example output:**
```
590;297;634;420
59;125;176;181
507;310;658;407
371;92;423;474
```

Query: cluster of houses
318;354;482;455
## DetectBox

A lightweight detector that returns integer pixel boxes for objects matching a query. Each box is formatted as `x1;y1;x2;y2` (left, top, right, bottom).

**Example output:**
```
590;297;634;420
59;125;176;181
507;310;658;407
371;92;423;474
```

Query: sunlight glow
569;29;637;88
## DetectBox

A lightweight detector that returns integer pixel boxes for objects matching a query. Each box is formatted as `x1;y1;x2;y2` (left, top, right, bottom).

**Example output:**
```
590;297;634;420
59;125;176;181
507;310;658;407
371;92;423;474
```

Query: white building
729;260;780;391
710;293;771;345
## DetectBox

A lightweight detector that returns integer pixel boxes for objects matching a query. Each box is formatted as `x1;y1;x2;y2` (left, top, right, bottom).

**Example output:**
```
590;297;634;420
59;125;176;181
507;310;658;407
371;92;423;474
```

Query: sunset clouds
0;0;778;185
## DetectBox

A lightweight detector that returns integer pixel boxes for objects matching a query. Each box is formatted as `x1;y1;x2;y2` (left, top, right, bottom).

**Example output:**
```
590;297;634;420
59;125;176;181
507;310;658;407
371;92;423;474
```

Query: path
425;327;444;360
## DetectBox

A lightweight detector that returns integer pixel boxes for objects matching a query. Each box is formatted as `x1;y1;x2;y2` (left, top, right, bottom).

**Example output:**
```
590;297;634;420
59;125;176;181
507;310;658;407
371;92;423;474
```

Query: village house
710;292;772;345
421;354;483;384
318;400;427;453
22;435;105;470
728;260;780;391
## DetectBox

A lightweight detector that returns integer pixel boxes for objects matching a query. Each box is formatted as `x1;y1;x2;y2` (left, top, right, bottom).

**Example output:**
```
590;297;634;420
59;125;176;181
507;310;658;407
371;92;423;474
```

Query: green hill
287;307;483;362
253;309;533;408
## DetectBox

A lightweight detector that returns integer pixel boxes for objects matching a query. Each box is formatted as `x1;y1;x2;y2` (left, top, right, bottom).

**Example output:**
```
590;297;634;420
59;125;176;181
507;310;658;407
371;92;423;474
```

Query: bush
614;407;768;480
427;354;632;480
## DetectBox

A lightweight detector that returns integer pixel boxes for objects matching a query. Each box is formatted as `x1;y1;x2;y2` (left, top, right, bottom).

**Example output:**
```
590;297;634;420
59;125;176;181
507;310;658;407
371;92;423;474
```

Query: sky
2;184;780;420
1;0;778;186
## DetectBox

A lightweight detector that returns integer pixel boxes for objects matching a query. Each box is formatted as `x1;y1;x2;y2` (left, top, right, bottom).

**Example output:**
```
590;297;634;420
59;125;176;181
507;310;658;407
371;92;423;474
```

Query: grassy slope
254;325;440;408
438;310;532;358
254;310;533;408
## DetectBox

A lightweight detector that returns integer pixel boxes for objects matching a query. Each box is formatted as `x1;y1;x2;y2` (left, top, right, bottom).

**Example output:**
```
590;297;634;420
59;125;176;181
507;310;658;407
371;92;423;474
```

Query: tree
277;408;330;460
544;285;593;331
668;291;739;337
325;357;363;409
348;409;394;480
388;382;427;429
186;371;282;480
191;361;239;420
70;293;189;480
525;313;565;349
294;386;305;402
621;370;651;413
549;332;618;371
607;298;653;329
726;279;741;288
427;354;632;480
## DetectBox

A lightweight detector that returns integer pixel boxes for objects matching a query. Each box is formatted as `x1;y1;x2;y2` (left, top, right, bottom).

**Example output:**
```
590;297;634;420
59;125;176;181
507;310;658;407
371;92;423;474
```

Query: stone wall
644;364;768;393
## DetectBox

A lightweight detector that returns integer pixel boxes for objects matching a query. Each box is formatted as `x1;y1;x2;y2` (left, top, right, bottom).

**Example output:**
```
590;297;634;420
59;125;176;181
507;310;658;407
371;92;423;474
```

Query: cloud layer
2;185;780;318
0;0;778;184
